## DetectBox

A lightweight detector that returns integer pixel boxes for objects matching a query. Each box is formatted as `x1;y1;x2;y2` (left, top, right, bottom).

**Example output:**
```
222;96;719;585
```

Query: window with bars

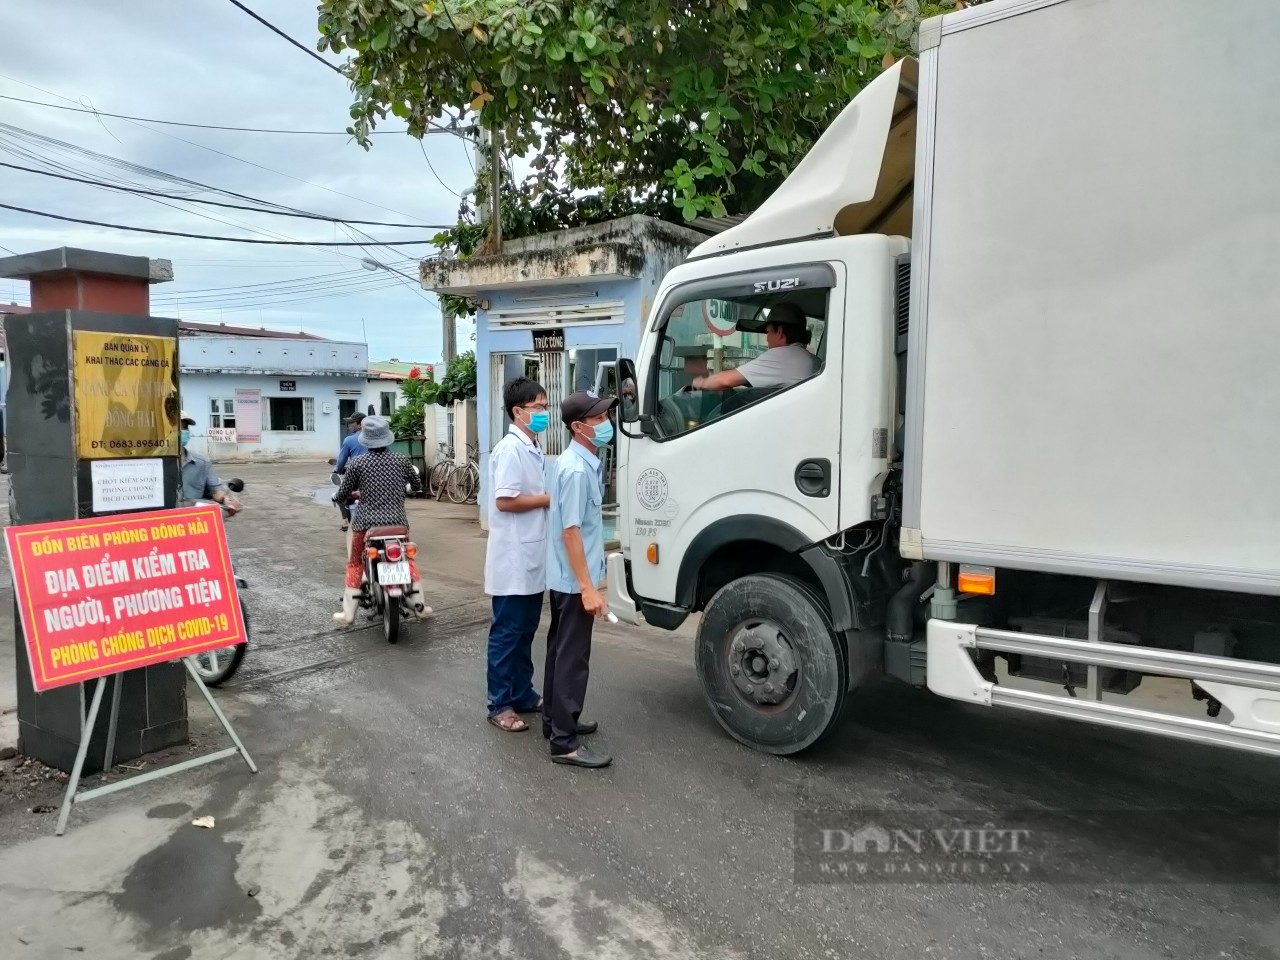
266;396;315;431
209;398;236;429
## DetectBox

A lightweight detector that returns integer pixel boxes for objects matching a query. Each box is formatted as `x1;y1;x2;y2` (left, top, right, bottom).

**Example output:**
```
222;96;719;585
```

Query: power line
155;278;404;307
174;282;439;314
0;202;440;246
0;74;432;224
0;94;469;138
0;161;436;228
224;0;345;76
418;139;462;198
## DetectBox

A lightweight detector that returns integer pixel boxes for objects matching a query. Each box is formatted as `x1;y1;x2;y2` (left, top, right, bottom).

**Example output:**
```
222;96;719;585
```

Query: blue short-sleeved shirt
335;433;367;472
180;452;224;501
546;442;605;595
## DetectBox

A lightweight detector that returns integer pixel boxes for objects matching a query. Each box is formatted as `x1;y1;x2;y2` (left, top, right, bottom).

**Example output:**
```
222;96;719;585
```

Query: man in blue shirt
179;411;240;512
544;391;616;768
334;412;367;531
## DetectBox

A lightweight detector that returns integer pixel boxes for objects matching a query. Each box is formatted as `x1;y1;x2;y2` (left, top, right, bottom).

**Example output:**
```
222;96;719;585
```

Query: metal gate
540;350;567;456
489;350;567;456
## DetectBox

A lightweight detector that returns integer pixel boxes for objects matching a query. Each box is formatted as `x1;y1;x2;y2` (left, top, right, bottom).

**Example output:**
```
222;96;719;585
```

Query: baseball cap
346;411;366;424
180;410;195;426
560;391;618;427
738;301;807;334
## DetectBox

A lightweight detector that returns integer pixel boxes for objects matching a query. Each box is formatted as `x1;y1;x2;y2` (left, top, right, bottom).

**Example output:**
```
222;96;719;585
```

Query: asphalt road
1;462;1278;959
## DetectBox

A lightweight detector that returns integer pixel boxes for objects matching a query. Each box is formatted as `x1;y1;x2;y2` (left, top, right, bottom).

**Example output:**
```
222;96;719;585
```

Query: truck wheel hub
728;622;797;705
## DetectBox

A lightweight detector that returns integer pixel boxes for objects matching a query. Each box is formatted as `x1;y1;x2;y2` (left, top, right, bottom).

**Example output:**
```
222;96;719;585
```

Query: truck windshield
648;291;828;439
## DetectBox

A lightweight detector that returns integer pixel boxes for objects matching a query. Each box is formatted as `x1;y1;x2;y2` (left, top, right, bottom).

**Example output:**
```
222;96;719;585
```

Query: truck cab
608;62;920;753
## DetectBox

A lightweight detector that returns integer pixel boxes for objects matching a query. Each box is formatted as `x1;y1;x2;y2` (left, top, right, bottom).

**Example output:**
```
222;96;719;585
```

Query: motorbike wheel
383;596;400;643
193;597;250;687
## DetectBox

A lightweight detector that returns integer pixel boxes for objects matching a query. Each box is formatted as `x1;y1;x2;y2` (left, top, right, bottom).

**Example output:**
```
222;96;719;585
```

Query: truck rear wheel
695;573;848;755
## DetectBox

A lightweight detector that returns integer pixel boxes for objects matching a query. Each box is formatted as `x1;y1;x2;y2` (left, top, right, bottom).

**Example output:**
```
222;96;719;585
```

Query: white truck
606;0;1280;756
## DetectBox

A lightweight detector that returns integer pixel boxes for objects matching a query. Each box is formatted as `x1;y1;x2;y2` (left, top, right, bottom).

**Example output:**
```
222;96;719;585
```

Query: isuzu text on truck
605;0;1280;756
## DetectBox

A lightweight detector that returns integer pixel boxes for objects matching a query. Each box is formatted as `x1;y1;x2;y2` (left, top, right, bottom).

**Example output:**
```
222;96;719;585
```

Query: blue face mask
180;430;190;448
526;411;549;434
590;419;614;448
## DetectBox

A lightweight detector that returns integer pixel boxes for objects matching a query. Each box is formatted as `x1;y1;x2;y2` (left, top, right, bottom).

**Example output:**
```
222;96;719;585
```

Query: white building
177;322;444;461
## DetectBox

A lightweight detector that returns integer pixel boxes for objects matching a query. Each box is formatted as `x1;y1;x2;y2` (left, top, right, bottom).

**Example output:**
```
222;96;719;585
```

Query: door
338;398;358;446
625;261;844;606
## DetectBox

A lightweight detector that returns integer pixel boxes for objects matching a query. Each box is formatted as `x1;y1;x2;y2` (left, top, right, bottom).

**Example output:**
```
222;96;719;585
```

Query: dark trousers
487;593;543;716
543;590;594;755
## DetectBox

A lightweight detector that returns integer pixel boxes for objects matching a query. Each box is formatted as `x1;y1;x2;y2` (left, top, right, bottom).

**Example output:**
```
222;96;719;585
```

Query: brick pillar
0;247;186;774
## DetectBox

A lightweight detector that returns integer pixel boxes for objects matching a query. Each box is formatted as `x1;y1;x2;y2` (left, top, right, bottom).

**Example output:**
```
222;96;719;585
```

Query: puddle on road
312;487;340;506
115;826;261;932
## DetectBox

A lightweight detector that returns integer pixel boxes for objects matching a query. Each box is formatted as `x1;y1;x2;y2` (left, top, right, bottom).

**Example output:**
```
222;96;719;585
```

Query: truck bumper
606;553;641;625
927;618;1280;758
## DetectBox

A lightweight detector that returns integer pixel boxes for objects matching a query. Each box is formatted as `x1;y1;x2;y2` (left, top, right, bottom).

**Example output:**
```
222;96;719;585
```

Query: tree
318;1;977;229
389;366;440;439
432;351;478;407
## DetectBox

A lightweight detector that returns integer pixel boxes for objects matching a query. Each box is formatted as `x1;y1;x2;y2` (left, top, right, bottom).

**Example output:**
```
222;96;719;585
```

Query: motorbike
329;457;425;498
329;471;417;643
188;478;250;686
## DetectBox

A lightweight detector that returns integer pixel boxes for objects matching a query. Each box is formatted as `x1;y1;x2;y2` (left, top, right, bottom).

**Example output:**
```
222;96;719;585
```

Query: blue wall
475;277;645;525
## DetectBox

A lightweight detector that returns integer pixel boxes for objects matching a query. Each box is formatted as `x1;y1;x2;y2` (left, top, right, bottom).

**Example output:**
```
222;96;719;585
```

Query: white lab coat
483;426;548;596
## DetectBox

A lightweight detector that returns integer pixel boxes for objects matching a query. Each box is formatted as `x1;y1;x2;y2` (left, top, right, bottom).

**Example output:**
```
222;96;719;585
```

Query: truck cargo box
902;0;1280;594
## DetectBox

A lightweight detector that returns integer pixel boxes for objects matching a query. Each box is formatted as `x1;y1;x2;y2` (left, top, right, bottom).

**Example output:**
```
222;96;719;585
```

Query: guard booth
425;216;705;531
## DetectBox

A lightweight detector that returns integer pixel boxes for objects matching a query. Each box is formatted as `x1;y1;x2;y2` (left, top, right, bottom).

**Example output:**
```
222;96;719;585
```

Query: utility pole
488;123;503;252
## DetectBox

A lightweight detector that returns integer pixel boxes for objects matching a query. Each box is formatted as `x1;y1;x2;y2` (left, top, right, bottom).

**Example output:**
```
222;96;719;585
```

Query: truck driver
691;302;817;391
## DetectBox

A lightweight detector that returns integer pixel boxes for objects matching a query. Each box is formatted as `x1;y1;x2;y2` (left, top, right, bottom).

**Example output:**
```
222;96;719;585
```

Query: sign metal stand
55;657;257;836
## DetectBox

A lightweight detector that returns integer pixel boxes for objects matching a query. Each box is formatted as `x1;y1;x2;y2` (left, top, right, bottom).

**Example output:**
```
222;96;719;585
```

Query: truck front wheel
695;573;848;755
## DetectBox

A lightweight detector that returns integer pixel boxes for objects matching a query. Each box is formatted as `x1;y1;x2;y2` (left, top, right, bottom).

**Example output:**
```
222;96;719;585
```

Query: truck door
626;262;844;608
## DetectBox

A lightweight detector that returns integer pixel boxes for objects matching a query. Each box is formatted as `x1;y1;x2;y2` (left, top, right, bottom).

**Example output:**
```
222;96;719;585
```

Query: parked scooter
188;478;250;686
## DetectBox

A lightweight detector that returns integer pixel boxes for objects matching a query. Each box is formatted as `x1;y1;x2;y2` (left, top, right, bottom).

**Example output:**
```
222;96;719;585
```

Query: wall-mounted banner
234;389;261;443
6;505;246;692
73;332;179;460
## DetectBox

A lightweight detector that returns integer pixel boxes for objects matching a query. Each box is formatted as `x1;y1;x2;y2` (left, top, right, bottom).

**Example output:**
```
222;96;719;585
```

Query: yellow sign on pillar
73;331;180;459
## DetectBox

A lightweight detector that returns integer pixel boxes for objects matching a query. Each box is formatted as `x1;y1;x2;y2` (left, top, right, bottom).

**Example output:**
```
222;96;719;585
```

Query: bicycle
447;444;481;504
428;442;454;499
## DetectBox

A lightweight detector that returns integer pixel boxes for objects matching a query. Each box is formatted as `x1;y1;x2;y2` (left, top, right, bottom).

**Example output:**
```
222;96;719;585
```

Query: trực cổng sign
6;505;246;691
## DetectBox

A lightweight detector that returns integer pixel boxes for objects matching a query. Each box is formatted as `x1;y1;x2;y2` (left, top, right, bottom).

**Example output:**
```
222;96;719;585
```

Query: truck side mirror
617;358;639;424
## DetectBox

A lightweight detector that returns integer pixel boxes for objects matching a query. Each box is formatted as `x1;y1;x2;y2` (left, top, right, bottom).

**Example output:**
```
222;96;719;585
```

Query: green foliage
389;366;439;439
433;351;478;406
318;0;979;232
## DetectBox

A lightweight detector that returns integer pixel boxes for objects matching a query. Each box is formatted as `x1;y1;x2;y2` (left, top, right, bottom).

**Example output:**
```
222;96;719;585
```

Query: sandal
487;711;528;733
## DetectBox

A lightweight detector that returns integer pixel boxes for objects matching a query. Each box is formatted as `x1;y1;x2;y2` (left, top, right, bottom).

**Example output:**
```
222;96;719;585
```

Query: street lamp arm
360;258;417;283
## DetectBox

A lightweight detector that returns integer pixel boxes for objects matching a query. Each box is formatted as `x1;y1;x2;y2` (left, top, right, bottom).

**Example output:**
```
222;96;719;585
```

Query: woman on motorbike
332;416;432;624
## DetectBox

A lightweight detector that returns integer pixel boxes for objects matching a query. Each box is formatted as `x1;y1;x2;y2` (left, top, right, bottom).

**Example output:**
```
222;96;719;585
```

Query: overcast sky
0;0;476;363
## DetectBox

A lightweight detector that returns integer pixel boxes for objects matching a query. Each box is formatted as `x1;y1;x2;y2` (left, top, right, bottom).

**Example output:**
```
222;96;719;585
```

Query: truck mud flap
927;620;1280;757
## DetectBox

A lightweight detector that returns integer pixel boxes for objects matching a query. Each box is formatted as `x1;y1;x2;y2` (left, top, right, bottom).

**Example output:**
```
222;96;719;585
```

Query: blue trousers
487;593;544;716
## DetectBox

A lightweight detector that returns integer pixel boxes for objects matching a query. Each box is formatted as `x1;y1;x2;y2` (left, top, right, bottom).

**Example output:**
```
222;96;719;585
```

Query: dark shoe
551;745;612;768
542;720;597;738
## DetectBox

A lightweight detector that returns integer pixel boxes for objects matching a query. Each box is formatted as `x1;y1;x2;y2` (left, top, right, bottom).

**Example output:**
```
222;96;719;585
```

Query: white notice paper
91;458;165;513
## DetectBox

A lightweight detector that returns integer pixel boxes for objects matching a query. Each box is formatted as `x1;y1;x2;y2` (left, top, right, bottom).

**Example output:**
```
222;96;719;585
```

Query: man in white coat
485;377;552;732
